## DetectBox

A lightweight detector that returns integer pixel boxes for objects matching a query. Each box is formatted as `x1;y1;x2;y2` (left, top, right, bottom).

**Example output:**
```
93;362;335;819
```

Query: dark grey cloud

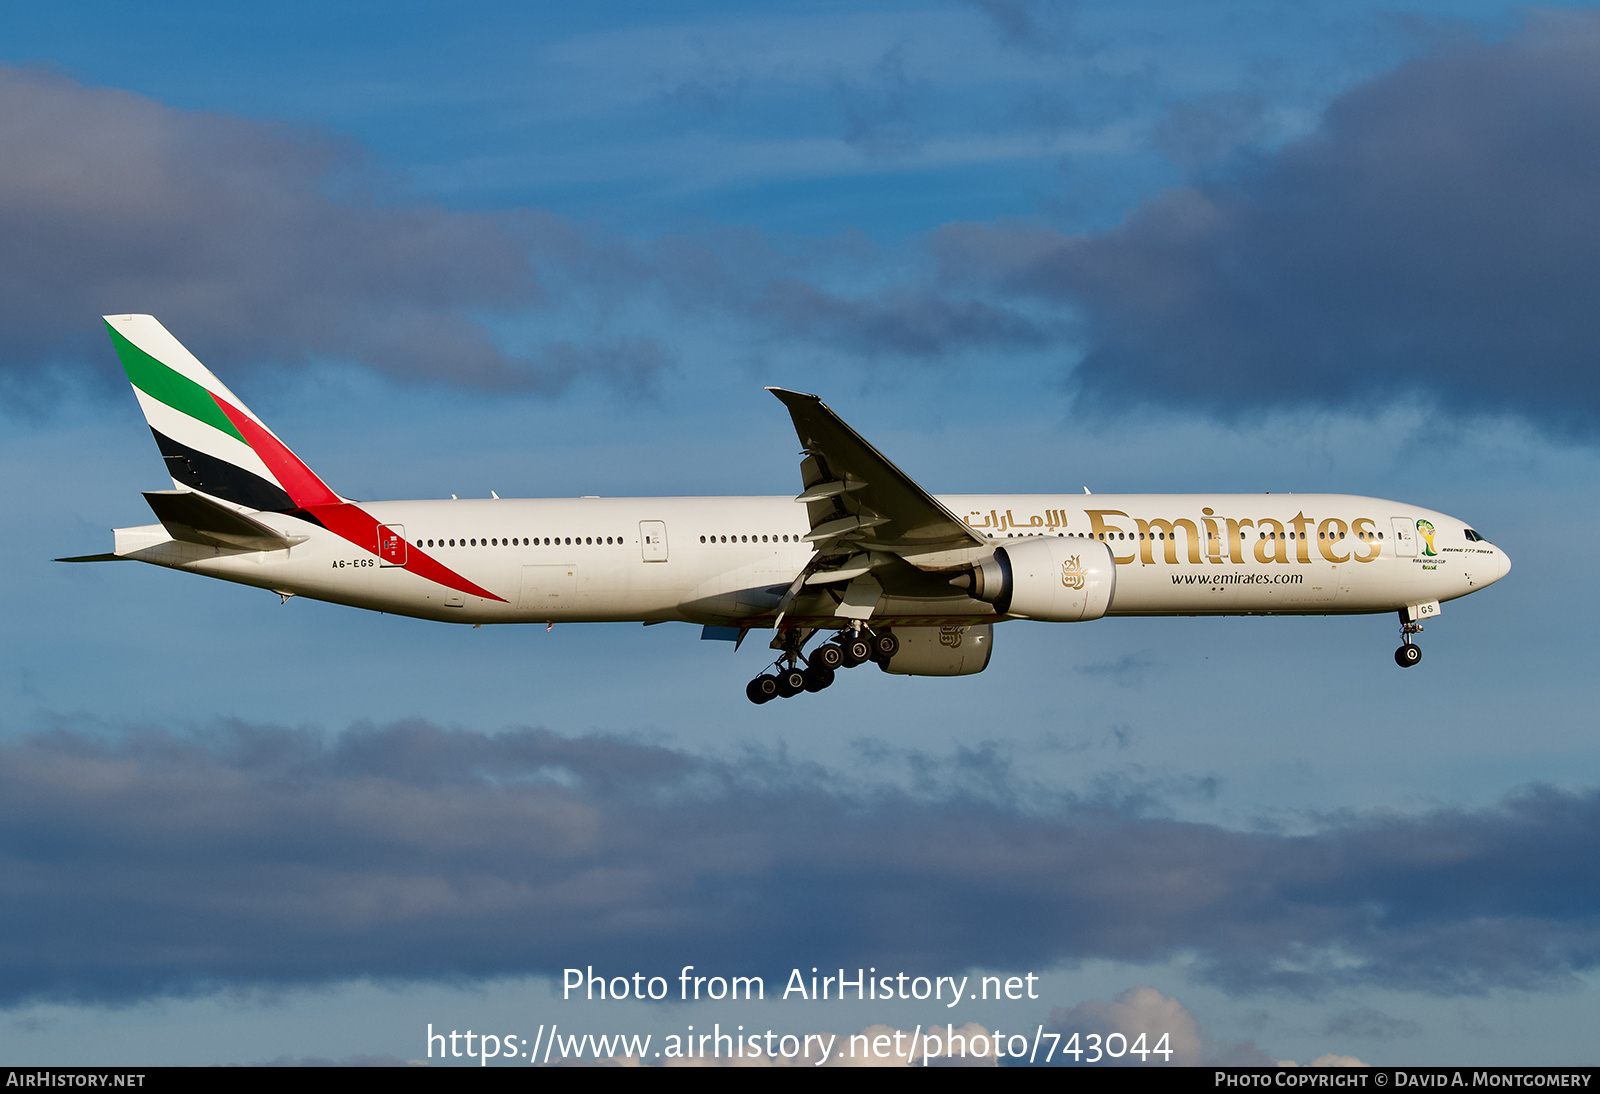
937;14;1600;433
962;0;1082;59
761;280;1048;357
835;43;923;159
0;64;1109;400
5;720;1600;1006
0;67;667;394
1148;93;1271;173
0;65;1010;394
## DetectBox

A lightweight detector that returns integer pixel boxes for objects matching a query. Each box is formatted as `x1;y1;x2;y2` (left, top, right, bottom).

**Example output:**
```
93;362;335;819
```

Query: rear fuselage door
1390;518;1417;557
378;524;407;566
640;520;668;562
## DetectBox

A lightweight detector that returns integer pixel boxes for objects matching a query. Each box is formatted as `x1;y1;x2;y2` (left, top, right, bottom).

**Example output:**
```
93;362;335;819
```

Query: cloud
5;720;1600;1006
760;280;1048;357
0;67;667;394
1324;1006;1422;1041
835;43;924;159
0;64;1029;394
1074;652;1157;688
1045;986;1274;1066
962;0;1082;59
1148;94;1272;173
937;14;1600;434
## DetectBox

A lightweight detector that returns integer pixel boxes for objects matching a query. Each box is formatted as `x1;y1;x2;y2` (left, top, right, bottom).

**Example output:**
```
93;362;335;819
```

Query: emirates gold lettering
962;505;1383;567
1225;518;1255;563
1085;510;1136;563
1351;518;1381;562
1135;517;1201;564
1317;518;1350;563
1290;512;1313;563
1254;519;1288;564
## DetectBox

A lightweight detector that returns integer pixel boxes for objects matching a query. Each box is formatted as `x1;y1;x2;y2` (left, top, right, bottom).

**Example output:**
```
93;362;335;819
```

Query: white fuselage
112;492;1511;628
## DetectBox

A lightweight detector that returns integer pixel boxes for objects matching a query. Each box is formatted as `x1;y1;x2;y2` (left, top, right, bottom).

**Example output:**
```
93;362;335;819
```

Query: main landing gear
1395;610;1423;668
746;625;900;703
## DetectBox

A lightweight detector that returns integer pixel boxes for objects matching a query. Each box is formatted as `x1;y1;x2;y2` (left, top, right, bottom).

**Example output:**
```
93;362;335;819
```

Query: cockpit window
1464;528;1484;542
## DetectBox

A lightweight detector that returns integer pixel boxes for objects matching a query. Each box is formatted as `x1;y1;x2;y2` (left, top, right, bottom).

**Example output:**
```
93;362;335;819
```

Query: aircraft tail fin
103;315;341;512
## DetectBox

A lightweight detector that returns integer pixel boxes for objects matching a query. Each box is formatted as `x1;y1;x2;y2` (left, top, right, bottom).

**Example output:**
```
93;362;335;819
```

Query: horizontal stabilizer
142;490;308;552
54;553;123;563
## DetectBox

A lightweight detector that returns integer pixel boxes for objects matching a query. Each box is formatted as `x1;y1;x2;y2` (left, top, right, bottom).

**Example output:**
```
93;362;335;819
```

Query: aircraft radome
62;315;1512;703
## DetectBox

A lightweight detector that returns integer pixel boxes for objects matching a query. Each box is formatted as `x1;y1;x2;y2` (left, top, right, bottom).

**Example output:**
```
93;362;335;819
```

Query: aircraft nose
1490;546;1511;584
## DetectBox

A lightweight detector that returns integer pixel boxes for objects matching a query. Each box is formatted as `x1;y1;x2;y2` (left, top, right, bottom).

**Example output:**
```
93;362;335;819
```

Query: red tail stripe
206;393;505;603
304;504;507;603
211;395;340;508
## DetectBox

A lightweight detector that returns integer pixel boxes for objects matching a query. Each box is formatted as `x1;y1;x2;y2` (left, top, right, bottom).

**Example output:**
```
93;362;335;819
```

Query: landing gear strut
744;625;897;702
746;628;828;704
1395;611;1423;668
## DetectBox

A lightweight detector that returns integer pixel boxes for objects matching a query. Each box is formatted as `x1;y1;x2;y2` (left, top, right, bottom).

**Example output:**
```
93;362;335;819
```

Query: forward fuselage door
378;524;407;566
640;520;668;562
1390;518;1418;557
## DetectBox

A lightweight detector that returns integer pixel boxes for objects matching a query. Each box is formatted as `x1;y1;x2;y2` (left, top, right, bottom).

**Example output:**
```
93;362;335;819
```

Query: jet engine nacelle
966;537;1116;622
879;624;993;676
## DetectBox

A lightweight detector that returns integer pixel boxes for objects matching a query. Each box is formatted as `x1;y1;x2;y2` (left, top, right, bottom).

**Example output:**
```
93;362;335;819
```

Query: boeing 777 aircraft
64;315;1511;703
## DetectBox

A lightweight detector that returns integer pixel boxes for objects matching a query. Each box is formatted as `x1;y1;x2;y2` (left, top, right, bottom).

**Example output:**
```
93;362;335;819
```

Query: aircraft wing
767;389;990;614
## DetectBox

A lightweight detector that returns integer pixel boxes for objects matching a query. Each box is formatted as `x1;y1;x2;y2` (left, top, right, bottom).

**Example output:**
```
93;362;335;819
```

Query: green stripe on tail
105;322;245;443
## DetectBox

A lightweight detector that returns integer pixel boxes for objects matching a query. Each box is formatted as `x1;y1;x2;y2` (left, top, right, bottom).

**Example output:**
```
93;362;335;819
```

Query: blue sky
3;0;1598;1067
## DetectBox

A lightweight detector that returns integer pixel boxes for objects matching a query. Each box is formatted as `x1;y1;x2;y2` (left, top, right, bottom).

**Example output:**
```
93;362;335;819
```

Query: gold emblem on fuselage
939;626;964;648
1061;555;1086;590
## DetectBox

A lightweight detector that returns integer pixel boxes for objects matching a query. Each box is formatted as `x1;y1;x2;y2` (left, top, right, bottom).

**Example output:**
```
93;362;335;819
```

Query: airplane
62;315;1511;703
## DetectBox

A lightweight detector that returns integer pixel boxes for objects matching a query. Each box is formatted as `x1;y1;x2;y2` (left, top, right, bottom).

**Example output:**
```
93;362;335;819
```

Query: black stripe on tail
150;428;295;513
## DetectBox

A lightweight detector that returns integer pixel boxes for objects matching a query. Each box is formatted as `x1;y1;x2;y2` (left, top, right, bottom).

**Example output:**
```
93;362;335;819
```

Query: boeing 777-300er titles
63;315;1511;703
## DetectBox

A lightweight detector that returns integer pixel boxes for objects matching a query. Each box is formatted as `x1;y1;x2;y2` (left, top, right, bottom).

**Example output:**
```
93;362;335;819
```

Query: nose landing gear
1395;611;1424;668
744;625;897;702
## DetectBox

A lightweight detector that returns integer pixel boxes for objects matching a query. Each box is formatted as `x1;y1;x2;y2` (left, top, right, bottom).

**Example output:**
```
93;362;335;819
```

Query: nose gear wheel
1394;611;1424;669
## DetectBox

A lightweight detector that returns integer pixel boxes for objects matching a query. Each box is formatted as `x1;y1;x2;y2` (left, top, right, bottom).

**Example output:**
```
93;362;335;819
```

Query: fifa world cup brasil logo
1061;556;1087;589
1416;519;1437;556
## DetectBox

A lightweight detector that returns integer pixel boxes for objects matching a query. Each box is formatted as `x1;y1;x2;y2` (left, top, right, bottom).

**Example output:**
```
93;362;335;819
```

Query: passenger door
377;524;407;567
1390;518;1417;557
640;521;668;562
